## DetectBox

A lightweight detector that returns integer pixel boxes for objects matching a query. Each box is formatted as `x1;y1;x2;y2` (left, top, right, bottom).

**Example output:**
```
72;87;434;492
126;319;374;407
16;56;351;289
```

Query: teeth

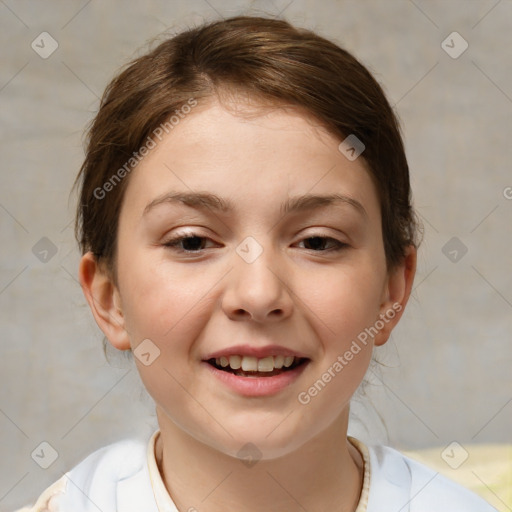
274;355;284;369
229;355;242;369
257;356;275;372
283;356;294;368
241;356;258;372
214;355;300;372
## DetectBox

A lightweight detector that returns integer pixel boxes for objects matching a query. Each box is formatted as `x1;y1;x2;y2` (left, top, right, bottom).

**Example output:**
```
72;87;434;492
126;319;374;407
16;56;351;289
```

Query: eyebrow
143;191;368;219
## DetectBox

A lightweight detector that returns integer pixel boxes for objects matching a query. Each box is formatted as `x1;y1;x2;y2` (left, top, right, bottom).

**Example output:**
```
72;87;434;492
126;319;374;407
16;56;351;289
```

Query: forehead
120;97;380;223
165;97;340;158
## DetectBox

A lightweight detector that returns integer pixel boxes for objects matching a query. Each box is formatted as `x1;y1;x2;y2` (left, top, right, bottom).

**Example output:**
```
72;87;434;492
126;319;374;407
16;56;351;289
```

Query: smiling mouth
206;355;309;377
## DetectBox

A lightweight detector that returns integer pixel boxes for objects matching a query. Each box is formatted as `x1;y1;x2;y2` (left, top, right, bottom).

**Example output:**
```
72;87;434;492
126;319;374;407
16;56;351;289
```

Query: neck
154;408;364;512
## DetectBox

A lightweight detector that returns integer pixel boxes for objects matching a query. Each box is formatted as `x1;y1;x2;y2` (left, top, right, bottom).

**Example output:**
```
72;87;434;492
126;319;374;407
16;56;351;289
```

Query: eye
163;233;216;253
162;233;347;254
297;236;348;252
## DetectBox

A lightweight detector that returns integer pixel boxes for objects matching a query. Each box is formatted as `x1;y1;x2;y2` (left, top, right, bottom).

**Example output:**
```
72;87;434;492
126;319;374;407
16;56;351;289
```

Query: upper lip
203;344;309;360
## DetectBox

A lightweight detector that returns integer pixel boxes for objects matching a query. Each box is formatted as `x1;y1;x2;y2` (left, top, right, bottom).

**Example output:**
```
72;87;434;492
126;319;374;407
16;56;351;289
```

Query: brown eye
163;234;212;252
298;236;347;252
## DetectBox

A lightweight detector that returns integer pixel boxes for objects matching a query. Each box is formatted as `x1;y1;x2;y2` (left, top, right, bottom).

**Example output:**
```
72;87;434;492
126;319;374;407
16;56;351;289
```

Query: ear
78;251;131;351
373;245;417;347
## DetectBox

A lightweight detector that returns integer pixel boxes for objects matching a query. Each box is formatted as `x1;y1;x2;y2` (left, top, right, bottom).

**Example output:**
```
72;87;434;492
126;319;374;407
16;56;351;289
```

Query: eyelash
162;232;348;254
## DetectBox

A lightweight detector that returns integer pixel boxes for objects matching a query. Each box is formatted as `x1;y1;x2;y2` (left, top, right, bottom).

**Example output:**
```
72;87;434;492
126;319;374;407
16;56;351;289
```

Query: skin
79;95;416;512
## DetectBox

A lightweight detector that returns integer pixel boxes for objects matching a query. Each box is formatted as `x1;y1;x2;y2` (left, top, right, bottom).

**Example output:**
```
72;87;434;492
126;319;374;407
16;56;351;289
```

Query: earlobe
374;245;417;347
78;252;131;351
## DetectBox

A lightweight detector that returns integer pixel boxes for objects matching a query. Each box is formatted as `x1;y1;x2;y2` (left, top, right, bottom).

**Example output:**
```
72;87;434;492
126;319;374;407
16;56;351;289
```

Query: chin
213;433;308;463
199;415;324;463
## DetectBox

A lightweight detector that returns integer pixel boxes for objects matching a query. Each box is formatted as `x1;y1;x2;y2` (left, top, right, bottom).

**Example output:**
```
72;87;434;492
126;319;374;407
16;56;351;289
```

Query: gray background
1;0;511;509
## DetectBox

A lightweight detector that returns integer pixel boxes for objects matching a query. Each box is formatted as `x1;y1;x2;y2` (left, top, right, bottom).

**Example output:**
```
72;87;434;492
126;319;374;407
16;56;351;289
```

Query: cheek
291;267;380;436
118;259;216;424
298;261;385;346
118;250;209;342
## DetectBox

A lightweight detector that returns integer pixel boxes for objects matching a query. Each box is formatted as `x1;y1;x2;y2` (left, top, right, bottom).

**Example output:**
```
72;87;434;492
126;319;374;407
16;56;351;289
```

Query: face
82;96;414;460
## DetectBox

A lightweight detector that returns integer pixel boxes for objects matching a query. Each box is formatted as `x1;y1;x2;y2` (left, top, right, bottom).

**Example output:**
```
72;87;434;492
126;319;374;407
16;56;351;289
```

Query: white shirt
17;431;497;511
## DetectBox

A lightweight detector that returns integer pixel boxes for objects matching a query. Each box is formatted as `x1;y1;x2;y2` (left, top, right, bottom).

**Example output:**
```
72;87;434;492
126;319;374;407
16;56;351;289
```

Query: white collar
57;431;492;511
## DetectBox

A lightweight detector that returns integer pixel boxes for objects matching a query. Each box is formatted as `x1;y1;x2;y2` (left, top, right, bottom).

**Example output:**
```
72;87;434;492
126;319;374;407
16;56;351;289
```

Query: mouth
206;355;309;378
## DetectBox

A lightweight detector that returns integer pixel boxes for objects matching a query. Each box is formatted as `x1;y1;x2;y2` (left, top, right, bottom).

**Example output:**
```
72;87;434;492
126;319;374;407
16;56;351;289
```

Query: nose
222;243;293;323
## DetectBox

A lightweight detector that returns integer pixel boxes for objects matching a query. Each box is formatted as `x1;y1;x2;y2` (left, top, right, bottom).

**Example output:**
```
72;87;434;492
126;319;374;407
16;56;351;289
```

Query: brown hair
74;15;421;280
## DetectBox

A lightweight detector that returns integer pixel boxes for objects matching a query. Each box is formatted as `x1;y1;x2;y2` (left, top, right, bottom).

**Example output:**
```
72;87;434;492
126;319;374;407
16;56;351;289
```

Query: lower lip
202;361;309;397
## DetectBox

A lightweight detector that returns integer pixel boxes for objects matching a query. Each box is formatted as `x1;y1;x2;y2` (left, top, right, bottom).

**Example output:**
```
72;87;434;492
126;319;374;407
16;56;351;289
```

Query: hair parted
74;14;421;280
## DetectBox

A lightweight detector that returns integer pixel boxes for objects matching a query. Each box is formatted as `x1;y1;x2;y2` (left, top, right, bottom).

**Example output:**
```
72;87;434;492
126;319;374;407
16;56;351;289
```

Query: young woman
18;15;497;512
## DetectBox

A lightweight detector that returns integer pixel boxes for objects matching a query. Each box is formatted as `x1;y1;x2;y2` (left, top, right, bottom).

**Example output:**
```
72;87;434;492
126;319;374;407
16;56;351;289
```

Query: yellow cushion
404;444;512;512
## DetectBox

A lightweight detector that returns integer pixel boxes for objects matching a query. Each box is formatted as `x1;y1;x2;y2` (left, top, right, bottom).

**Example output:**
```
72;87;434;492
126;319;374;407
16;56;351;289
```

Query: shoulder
13;475;67;512
365;443;498;511
14;436;157;512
